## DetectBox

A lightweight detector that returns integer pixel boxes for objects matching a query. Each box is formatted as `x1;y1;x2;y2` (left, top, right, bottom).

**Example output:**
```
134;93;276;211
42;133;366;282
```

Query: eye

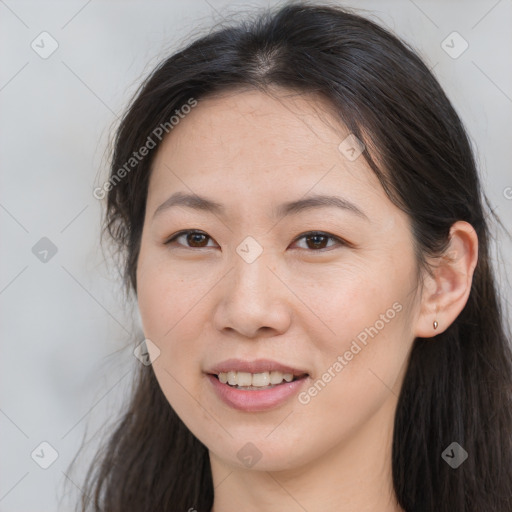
164;230;217;249
291;231;346;251
164;229;346;252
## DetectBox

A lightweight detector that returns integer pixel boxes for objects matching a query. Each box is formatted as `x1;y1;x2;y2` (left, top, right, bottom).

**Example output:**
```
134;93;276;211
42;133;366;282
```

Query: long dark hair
72;2;512;510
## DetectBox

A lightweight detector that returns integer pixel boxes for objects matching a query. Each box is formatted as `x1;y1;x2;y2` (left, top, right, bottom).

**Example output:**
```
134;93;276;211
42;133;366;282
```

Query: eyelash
164;229;347;252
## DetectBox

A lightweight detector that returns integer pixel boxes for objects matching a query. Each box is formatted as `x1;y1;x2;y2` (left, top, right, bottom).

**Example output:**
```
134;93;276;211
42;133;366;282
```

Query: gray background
1;0;511;510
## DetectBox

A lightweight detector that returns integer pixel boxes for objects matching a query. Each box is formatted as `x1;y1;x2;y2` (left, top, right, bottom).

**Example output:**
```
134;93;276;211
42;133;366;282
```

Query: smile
217;370;305;388
206;359;310;412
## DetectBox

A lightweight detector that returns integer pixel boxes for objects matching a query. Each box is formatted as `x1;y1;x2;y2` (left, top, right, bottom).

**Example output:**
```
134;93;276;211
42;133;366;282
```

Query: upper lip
207;358;309;377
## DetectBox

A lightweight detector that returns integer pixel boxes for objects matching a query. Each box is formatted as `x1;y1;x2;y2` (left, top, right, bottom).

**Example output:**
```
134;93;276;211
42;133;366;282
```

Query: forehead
147;89;391;221
154;89;349;169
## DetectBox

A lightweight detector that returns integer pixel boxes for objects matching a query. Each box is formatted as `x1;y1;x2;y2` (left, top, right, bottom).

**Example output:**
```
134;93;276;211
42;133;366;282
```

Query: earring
433;320;438;330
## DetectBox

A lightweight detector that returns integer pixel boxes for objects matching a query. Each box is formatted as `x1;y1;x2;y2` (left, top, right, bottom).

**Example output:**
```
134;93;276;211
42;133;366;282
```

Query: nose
212;249;292;339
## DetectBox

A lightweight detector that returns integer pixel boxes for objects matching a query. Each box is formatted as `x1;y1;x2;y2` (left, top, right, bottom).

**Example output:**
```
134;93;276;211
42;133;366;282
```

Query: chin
207;433;313;472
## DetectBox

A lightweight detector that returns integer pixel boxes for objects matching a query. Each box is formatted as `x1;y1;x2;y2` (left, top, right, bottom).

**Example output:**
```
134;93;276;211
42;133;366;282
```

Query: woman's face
136;89;423;471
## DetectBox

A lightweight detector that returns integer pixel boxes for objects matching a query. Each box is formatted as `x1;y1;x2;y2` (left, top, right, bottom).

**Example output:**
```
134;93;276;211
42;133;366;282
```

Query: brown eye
305;233;329;250
165;230;346;252
165;230;215;249
186;232;209;247
292;231;345;251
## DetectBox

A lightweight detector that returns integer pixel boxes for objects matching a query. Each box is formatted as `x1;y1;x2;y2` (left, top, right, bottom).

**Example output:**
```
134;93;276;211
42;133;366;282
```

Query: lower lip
207;374;309;412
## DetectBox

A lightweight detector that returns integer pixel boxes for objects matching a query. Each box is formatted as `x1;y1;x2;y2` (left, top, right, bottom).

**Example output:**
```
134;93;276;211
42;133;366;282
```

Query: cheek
136;252;210;341
137;272;208;435
289;306;412;462
137;271;204;376
295;258;403;350
136;254;213;411
297;262;414;414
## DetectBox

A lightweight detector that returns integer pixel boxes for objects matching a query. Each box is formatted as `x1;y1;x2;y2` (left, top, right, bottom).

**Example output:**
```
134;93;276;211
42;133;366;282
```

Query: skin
136;88;478;512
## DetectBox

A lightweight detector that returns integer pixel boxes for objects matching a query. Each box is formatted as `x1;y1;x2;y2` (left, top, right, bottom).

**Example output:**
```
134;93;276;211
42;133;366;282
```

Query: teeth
270;371;284;385
237;372;252;387
252;372;270;386
217;370;298;387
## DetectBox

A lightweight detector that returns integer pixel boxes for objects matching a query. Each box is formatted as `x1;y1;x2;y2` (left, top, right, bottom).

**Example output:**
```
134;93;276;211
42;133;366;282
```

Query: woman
75;2;512;511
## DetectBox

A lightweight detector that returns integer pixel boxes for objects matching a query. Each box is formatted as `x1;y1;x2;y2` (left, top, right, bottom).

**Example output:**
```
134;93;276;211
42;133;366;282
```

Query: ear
414;221;479;338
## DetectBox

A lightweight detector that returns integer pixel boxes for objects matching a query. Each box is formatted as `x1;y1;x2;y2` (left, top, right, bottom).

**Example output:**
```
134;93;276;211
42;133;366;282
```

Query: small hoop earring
433;320;439;330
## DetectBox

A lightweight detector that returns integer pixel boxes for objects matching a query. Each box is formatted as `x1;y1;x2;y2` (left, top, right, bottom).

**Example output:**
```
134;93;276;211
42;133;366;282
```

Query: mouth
205;359;310;411
210;370;309;390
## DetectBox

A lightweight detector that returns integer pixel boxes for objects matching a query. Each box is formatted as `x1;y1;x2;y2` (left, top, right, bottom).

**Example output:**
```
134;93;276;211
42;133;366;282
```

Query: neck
209;392;404;512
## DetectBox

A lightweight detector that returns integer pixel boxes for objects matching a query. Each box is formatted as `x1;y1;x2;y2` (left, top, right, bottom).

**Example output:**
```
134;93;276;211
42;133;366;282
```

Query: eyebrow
152;191;369;221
